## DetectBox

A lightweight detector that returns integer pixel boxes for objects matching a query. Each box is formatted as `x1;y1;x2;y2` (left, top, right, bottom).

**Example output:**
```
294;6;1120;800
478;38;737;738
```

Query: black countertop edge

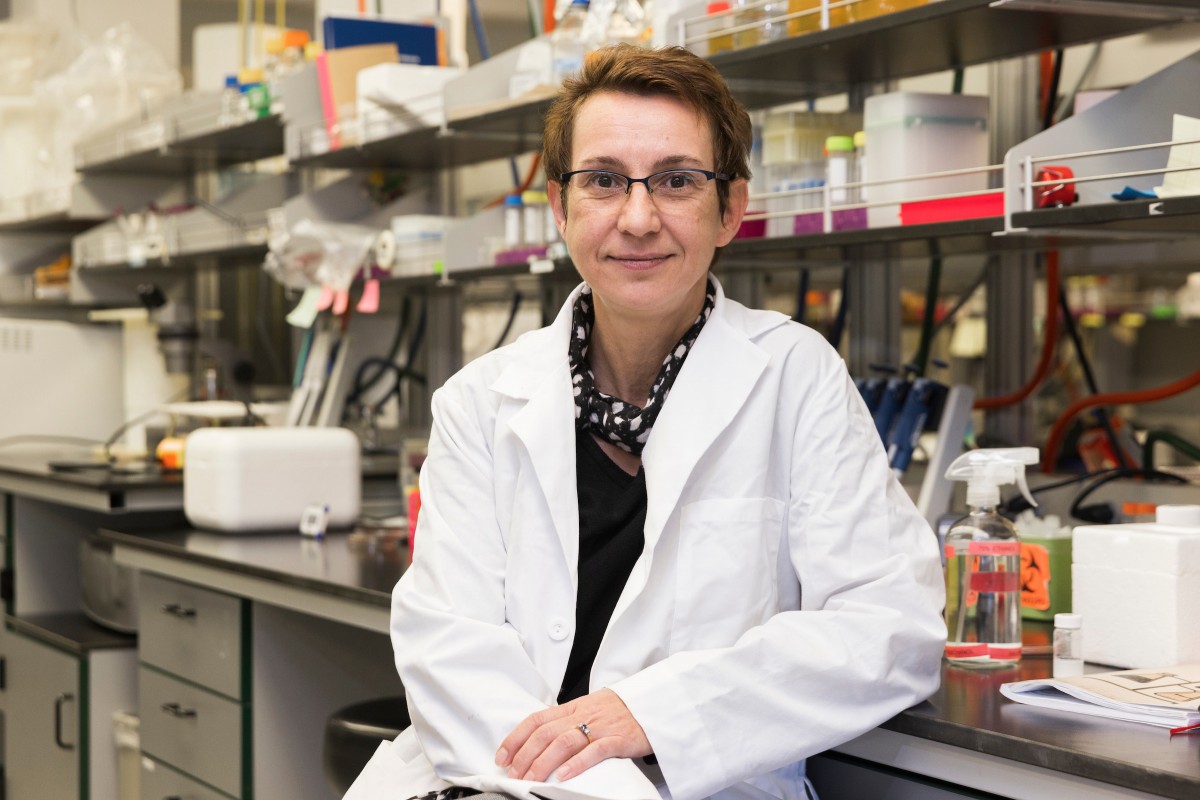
97;527;394;608
885;705;1196;799
7;611;137;654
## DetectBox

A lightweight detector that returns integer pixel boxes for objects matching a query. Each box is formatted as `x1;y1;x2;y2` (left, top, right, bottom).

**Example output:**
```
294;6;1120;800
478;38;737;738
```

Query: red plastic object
899;191;1004;225
1036;165;1076;208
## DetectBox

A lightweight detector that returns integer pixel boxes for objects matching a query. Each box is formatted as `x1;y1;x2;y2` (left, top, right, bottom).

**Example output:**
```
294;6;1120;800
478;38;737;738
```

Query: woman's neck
588;299;701;406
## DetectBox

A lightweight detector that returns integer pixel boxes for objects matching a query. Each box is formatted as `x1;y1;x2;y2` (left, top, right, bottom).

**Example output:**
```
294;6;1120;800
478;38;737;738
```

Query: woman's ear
548;181;568;235
717;179;749;247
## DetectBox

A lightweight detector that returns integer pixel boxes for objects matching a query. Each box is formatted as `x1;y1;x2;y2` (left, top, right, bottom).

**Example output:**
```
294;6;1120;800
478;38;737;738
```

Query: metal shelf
1011;194;1200;238
289;95;552;171
73;206;271;270
76;91;285;175
708;0;1200;108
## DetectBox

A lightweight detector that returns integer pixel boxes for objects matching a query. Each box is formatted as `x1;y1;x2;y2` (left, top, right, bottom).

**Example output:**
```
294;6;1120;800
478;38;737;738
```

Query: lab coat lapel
494;298;582;582
640;296;770;552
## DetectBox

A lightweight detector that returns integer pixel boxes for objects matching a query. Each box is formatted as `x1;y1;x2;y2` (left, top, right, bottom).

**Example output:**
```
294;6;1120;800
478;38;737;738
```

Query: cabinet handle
160;603;197;619
54;693;75;750
160;702;198;719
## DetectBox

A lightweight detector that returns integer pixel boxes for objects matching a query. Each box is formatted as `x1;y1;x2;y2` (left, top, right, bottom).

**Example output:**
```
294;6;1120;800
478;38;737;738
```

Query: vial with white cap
1053;613;1084;677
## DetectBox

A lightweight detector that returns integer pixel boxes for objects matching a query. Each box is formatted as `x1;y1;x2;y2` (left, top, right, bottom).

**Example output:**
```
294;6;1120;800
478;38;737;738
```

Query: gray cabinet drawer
139;666;245;799
140;755;230;800
138;572;245;698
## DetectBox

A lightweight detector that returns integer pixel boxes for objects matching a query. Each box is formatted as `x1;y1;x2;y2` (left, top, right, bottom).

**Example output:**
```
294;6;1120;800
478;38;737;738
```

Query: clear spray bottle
943;447;1039;668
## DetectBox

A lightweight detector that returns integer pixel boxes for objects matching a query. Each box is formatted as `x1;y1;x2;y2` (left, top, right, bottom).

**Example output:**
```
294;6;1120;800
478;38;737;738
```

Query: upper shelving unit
288;93;554;172
708;0;1200;108
75;90;285;175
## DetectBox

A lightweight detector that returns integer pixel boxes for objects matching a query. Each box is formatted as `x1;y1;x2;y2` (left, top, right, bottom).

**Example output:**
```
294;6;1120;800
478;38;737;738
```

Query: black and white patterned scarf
569;279;716;455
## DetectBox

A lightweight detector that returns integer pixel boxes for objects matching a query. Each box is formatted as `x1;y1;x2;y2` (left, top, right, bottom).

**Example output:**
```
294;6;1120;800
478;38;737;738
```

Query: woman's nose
616;183;661;236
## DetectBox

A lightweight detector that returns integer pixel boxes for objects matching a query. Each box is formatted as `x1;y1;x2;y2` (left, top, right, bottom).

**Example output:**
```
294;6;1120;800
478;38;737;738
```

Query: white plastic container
863;92;989;228
184;427;361;532
1072;504;1200;668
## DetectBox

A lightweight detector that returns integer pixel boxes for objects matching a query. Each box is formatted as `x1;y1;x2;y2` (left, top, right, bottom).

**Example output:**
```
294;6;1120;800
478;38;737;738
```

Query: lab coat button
548;619;570;641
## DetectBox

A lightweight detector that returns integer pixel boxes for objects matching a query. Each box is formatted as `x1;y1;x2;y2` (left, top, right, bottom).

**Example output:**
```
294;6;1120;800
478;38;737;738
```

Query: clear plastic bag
264;218;377;291
38;22;183;141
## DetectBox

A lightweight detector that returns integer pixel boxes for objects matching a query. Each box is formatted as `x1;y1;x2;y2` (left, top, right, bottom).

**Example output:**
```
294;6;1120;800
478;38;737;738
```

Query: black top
558;431;647;704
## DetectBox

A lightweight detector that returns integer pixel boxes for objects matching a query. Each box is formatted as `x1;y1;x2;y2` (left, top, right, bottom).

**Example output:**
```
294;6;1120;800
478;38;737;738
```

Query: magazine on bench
1000;664;1200;730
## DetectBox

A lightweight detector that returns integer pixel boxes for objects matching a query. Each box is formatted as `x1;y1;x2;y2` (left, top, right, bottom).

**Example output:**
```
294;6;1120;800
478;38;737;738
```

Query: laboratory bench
0;446;403;799
3;438;1197;799
91;523;1200;800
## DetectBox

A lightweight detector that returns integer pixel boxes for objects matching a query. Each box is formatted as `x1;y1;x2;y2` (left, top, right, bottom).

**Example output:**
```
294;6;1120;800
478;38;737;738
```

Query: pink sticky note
316;286;336;311
357;279;380;313
332;288;350;315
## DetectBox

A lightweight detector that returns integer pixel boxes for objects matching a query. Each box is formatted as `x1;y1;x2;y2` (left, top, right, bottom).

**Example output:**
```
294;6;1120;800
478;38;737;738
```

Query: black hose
827;269;849;350
1142;430;1200;471
1057;284;1130;469
1044;49;1064;130
910;240;942;377
793;269;810;324
491;291;524;351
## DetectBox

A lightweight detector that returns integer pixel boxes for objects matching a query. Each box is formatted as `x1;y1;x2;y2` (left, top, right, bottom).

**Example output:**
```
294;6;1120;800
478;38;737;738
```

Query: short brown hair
542;44;752;216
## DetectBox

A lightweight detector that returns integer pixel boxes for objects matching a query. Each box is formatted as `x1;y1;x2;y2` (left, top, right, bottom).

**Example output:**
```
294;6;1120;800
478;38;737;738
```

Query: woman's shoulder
719;296;838;359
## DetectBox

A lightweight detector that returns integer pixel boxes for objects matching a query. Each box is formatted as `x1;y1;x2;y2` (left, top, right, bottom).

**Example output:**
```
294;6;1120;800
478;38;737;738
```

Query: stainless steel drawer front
140;755;231;800
139;666;245;798
138;572;245;698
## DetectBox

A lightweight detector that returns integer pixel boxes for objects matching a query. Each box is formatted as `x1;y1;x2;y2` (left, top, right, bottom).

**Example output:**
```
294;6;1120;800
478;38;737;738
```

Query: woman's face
549;92;747;331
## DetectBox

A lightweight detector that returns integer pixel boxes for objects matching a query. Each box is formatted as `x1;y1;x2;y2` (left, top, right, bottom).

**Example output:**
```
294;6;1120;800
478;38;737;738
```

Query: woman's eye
663;173;697;190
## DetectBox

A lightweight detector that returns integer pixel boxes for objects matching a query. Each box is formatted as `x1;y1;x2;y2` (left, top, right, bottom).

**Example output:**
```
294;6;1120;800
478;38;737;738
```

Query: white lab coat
346;277;945;800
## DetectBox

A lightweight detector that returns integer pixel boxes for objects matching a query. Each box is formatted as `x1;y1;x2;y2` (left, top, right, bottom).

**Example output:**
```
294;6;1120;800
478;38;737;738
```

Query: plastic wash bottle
943;447;1039;668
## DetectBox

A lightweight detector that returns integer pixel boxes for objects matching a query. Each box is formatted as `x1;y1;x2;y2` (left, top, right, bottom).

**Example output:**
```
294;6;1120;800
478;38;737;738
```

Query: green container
1020;535;1072;620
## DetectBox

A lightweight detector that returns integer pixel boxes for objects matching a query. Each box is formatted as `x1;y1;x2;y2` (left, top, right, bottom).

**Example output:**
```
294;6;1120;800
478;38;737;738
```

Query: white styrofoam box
444;39;552;119
863;92;989;228
184;427;361;533
389;214;449;277
1072;506;1200;668
355;63;463;127
443;206;506;272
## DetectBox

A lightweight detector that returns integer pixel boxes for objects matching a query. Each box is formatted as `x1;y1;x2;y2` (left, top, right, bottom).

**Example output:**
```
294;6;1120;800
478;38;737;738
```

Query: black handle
54;693;75;750
160;702;198;719
160;603;196;619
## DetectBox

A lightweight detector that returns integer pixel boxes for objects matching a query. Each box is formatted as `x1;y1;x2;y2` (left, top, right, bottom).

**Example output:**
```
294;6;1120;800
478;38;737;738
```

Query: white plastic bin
863;92;989;228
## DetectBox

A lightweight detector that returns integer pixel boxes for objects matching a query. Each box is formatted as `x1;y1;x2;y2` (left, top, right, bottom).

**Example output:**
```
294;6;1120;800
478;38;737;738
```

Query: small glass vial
503;193;523;248
1053;613;1084;678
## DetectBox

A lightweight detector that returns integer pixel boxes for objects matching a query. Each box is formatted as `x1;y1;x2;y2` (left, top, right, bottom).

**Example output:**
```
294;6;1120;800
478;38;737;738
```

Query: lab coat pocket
672;497;785;651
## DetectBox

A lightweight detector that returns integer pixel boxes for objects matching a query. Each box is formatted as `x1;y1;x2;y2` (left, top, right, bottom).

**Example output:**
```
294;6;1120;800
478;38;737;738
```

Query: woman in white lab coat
347;45;945;800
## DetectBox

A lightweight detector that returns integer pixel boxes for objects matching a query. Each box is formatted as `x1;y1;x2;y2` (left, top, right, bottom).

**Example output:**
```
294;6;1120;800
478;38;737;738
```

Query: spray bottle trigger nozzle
1015;470;1037;508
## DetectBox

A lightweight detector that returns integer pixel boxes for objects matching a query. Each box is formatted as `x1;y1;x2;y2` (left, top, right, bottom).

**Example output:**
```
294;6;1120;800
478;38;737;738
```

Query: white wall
11;0;180;67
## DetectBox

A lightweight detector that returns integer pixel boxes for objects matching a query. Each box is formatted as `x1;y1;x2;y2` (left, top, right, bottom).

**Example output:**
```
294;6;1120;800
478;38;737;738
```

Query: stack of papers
1001;665;1200;729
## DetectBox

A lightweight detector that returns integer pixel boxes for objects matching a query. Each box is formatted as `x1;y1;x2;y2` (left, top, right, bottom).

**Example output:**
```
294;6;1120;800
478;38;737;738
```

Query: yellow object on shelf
853;0;929;22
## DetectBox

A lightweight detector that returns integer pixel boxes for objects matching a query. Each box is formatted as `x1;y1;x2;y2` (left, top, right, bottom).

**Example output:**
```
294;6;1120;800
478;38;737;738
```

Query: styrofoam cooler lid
1156;504;1200;527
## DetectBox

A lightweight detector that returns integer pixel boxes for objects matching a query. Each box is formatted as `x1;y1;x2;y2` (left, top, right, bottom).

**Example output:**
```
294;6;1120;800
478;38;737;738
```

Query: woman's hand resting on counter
495;688;653;782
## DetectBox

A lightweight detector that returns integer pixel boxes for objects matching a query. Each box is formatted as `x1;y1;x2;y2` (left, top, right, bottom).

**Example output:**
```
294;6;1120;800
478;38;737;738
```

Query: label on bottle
987;644;1021;660
944;643;988;659
969;571;1020;592
967;541;1020;556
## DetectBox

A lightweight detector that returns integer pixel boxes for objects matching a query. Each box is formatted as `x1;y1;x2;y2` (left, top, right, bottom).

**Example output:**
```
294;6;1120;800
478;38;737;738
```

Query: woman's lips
609;254;670;271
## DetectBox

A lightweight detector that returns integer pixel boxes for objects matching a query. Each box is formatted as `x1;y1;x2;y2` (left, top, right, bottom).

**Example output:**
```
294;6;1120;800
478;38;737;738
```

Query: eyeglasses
559;168;730;203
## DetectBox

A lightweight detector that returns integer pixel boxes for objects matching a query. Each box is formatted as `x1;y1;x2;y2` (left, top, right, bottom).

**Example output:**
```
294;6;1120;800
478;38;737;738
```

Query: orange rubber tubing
1041;368;1200;473
974;250;1060;410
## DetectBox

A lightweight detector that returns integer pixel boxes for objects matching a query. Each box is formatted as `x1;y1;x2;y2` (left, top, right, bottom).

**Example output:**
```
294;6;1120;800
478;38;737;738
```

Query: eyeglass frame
557;168;732;199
